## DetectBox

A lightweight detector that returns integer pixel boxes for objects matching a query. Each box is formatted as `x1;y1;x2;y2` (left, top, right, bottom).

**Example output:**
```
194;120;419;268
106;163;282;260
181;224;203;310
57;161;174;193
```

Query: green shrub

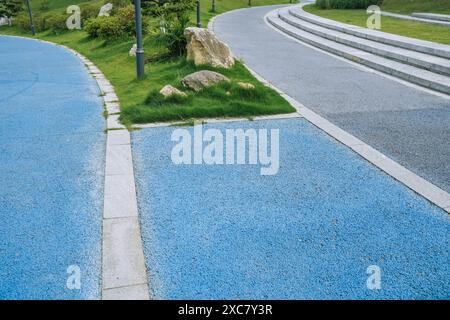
45;12;67;34
116;4;149;35
39;0;50;11
155;0;196;56
85;16;125;40
13;13;32;30
316;0;382;9
14;13;47;32
81;3;102;22
110;0;132;14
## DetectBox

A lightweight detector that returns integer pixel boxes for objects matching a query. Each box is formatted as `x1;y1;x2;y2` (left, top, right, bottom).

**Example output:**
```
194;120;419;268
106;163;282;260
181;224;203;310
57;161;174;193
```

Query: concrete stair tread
267;11;450;94
288;4;450;59
277;7;450;75
412;12;450;22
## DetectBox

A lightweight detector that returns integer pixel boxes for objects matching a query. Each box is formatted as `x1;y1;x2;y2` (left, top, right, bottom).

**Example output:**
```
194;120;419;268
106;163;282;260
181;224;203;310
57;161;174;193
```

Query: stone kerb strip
64;47;150;300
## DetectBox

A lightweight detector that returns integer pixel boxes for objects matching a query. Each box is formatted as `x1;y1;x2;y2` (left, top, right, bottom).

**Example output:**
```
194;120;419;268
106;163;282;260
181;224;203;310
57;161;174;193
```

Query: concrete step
266;11;450;95
288;4;450;59
380;11;450;27
277;7;450;76
412;12;450;23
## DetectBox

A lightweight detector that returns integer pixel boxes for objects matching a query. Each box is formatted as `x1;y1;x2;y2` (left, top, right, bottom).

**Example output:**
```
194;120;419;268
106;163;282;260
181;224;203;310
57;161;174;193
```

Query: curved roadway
212;5;450;193
0;36;104;299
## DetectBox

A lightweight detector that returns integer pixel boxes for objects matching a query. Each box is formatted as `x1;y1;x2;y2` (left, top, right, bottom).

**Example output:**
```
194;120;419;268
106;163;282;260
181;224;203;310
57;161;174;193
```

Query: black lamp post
134;0;145;78
211;0;215;13
196;0;201;27
25;0;35;35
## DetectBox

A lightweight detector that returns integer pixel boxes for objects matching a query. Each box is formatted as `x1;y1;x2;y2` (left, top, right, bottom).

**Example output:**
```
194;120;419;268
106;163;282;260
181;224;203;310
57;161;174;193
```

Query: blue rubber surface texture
0;36;105;299
132;119;450;299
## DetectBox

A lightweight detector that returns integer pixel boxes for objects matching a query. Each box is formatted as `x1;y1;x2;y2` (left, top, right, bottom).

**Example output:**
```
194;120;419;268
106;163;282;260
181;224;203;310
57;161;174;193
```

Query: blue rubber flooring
0;36;105;299
132;119;450;299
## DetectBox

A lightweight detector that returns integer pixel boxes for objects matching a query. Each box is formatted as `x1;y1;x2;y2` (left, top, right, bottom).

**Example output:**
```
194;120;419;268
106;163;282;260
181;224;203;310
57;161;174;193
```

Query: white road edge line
209;10;450;214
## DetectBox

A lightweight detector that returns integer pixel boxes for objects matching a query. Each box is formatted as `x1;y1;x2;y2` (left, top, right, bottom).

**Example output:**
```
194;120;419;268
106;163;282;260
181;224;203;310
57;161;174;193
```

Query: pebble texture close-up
0;36;105;299
132;118;450;299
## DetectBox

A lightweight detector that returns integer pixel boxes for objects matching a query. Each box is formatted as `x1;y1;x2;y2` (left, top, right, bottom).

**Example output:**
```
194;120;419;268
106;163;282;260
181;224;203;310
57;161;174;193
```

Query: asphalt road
0;36;104;299
212;5;450;193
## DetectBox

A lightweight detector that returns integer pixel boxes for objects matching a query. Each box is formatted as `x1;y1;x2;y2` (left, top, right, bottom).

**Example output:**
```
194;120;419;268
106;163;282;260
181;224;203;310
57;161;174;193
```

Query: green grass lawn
303;4;450;45
382;0;450;15
0;0;295;125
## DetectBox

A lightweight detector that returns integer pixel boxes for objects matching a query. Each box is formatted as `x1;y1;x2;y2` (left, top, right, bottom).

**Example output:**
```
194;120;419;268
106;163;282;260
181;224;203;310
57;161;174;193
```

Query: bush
14;13;47;32
39;0;50;11
116;5;149;35
110;0;132;14
85;16;125;40
45;12;67;34
81;3;102;22
316;0;382;9
156;0;196;56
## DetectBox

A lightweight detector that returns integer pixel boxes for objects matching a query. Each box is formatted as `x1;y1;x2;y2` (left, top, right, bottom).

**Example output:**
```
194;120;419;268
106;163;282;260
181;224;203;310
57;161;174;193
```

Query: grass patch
382;0;450;15
0;0;294;125
122;59;292;124
303;3;450;45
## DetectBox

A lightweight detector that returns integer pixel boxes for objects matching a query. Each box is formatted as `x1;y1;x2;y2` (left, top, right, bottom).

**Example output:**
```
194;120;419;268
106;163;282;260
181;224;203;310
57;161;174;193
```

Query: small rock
129;44;137;57
185;27;235;69
181;70;230;92
159;85;187;97
237;82;255;89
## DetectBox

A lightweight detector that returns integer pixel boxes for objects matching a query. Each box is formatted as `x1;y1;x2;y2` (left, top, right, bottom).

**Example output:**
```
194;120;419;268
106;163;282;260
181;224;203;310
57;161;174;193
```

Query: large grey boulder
185;27;235;69
181;70;230;92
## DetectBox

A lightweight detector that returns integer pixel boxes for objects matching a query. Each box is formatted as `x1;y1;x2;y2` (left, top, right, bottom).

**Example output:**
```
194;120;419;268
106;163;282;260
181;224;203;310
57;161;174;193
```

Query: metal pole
248;0;251;6
211;0;215;13
134;0;145;78
25;0;35;35
196;0;201;28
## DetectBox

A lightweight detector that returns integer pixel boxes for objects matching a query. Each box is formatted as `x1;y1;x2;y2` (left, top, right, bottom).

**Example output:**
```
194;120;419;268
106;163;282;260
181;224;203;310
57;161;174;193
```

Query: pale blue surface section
0;36;105;299
132;119;450;299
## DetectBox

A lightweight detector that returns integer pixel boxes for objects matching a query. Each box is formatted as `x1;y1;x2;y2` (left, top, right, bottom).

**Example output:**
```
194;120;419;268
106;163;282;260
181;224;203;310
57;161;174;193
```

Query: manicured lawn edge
0;0;295;125
303;3;450;45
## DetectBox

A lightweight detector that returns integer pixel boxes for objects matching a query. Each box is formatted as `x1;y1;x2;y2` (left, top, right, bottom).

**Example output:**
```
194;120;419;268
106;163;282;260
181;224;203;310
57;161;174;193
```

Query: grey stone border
268;7;450;95
264;9;450;100
290;3;450;59
411;13;450;23
133;112;301;129
381;11;450;27
209;10;450;214
83;61;150;300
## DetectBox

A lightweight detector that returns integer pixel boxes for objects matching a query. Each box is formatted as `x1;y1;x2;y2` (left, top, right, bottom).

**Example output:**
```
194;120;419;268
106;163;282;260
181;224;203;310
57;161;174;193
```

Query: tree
0;0;23;26
0;0;23;17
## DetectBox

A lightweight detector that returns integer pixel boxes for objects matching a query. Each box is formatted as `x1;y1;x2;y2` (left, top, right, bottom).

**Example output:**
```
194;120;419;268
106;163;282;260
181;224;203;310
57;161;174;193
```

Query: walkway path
132;118;450;299
212;5;450;193
0;36;105;299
